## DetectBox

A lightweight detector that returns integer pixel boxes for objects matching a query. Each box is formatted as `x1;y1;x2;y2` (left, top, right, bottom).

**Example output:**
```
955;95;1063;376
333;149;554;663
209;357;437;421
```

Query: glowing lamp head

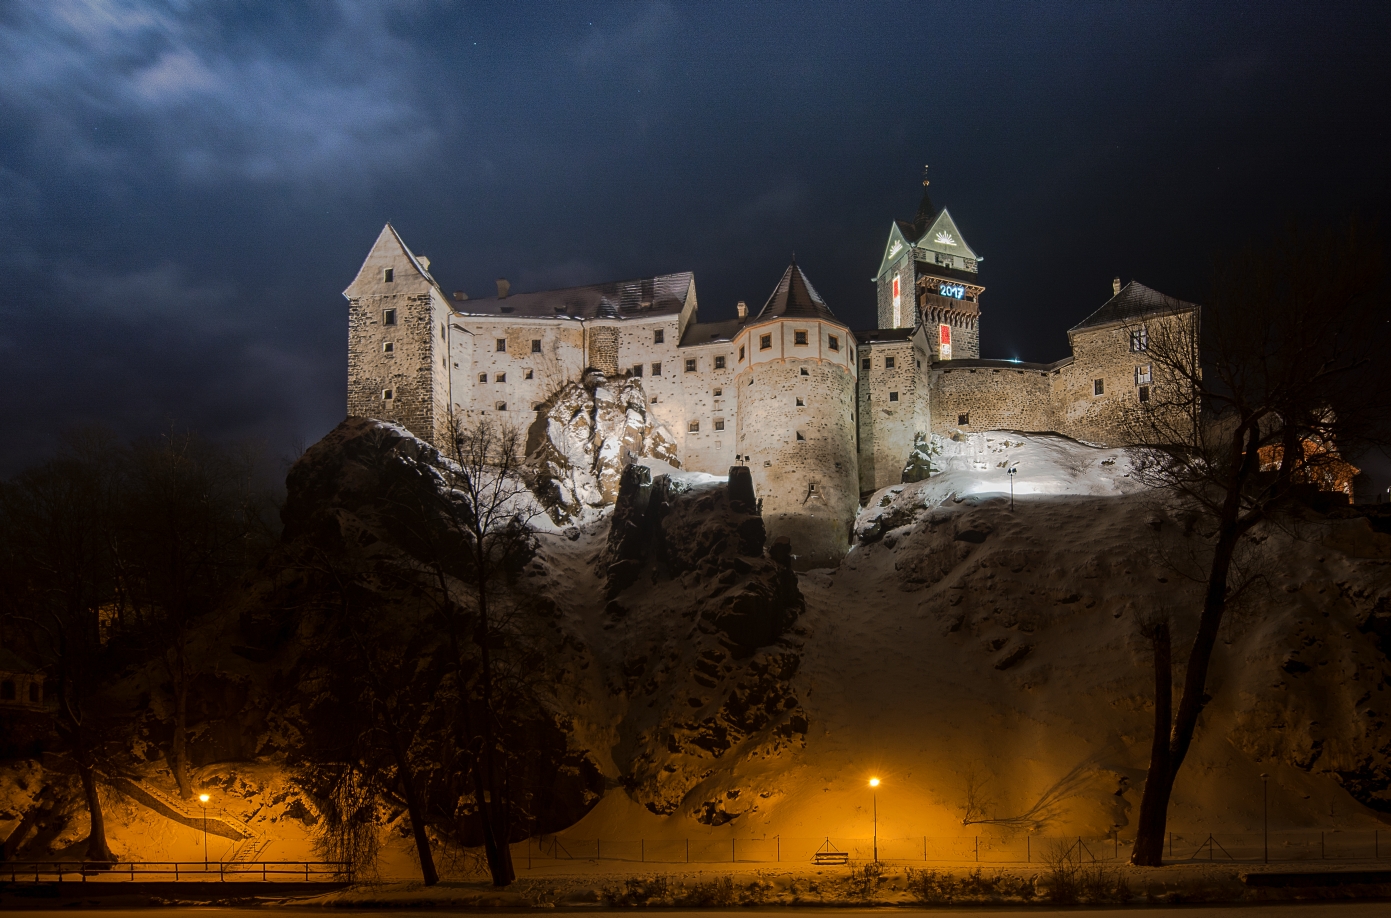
198;794;210;803
868;777;880;788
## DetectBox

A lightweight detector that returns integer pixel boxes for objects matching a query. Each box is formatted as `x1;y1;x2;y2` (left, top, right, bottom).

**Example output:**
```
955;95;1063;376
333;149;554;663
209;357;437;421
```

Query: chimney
453;290;468;301
496;278;510;299
418;256;430;271
1112;277;1122;296
736;300;748;319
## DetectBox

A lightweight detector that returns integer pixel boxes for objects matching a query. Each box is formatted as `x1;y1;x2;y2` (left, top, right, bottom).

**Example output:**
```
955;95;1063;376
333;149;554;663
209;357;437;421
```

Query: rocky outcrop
528;370;679;525
592;465;808;821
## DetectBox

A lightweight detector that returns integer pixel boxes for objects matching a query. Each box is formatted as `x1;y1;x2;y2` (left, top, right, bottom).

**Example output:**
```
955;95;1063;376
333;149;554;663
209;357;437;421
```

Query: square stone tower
343;224;455;444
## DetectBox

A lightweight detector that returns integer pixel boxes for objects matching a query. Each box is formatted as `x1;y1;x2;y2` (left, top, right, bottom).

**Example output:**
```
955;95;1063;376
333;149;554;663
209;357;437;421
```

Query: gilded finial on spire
922;164;930;187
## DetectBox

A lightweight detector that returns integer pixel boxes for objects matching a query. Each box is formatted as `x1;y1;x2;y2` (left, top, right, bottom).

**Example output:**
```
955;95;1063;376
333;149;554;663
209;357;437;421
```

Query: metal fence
523;830;1391;867
1;860;348;884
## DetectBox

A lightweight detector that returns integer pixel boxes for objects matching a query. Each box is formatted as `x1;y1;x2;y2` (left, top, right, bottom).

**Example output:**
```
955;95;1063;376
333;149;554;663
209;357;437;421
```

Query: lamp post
1007;466;1017;511
1260;774;1269;865
199;794;210;868
868;777;880;863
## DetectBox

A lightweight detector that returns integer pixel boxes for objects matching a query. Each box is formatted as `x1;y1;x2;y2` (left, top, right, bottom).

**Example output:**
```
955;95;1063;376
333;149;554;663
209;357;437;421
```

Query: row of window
862;356;900;370
688;419;727;433
0;680;40;702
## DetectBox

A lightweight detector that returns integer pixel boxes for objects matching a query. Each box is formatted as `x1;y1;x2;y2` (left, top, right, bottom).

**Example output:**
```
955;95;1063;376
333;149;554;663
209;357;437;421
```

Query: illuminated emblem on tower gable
934;231;958;246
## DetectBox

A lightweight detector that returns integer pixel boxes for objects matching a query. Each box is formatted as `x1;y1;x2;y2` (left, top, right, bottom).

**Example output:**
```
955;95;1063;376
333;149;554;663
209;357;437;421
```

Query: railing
1;861;347;884
521;830;1391;867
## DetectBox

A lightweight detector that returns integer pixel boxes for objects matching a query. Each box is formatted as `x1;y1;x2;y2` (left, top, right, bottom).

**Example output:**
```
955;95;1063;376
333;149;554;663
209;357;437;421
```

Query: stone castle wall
737;352;858;568
930;363;1058;435
857;337;928;492
347;289;442;444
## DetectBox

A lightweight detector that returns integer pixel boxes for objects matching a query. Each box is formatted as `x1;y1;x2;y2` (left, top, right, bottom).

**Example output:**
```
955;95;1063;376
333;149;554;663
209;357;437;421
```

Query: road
3;906;1387;916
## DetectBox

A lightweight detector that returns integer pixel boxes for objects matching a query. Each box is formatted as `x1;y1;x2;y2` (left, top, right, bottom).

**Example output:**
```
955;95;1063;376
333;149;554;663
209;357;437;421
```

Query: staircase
110;777;261;856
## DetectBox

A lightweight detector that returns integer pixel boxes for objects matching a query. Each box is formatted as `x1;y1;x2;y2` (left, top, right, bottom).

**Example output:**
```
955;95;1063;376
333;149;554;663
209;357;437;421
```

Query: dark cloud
0;0;1387;472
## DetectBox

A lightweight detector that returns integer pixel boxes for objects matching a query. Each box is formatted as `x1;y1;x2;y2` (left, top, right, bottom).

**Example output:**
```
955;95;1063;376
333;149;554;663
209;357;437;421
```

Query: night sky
2;1;1388;474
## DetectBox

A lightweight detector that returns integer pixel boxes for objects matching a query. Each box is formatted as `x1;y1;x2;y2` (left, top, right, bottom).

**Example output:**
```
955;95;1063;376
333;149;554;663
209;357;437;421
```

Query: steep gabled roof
755;263;840;323
454;272;694;320
0;647;38;674
343;222;442;298
875;222;917;277
1070;281;1197;333
915;208;980;262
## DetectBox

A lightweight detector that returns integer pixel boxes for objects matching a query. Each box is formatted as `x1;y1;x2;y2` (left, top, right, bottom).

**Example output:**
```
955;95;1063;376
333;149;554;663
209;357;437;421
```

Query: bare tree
116;428;275;799
0;434;123;862
1120;222;1389;866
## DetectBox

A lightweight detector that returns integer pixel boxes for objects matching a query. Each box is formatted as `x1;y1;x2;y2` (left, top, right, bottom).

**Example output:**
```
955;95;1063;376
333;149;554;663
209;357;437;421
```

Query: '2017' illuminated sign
938;283;966;299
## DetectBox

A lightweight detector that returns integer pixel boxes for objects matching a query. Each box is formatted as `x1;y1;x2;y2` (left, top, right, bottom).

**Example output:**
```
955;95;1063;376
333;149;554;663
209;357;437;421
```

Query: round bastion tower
734;263;859;569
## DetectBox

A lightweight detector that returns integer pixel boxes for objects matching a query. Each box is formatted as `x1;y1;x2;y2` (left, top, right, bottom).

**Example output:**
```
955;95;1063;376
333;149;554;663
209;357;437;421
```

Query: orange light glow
868;777;880;787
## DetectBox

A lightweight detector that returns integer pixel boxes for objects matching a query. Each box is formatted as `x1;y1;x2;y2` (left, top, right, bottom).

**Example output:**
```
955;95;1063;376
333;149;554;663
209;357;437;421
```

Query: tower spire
913;164;936;235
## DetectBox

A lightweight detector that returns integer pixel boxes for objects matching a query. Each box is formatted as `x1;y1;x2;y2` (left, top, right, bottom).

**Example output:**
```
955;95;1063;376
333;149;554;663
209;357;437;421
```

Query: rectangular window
796;397;804;407
1135;364;1152;385
531;339;542;353
382;342;394;353
796;431;805;441
496;401;507;411
713;388;722;397
440;323;446;341
714;419;725;431
1094;378;1105;396
1138;385;1151;403
800;367;808;376
794;330;808;345
382;388;394;400
496;372;506;383
685;358;697;372
383;268;394;282
631;364;643;377
478;373;487;383
496;338;506;352
382;308;397;326
1130;328;1148;352
715;355;726;369
652;362;662;375
688;420;700;432
862;357;871;370
739;346;746;361
889;391;899;402
525;369;534;380
760;334;772;350
828;335;839;351
958;413;969;426
885;356;896;369
654;329;665;344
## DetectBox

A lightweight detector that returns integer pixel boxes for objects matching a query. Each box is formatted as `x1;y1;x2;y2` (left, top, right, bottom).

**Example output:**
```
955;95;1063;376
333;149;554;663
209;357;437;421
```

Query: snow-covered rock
528;370;679;525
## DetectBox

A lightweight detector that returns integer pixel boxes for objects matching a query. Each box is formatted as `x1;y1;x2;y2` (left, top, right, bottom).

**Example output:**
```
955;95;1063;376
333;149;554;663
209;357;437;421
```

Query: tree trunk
1131;621;1172;866
79;761;115;863
392;737;439;886
170;645;192;799
474;564;515;887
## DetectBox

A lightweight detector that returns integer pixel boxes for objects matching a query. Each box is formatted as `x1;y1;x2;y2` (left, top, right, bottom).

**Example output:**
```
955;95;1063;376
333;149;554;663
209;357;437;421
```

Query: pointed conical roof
912;185;936;236
755;262;840;323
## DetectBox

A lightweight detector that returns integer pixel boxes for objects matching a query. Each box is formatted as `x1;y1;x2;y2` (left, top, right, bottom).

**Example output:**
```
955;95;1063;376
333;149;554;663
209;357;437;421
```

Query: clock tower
874;171;984;361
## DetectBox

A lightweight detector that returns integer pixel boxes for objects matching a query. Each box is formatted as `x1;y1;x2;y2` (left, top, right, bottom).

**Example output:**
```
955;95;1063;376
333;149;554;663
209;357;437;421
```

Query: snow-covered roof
1070;281;1196;333
453;272;693;321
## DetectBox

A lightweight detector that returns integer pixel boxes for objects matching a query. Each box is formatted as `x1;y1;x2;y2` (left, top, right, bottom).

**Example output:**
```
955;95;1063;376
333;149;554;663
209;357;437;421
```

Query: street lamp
1260;774;1269;865
1007;465;1017;511
199;794;210;868
868;778;880;863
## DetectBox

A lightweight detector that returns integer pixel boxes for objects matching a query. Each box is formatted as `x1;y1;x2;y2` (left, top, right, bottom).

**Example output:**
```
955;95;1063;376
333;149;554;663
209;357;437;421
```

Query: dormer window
383;268;394;282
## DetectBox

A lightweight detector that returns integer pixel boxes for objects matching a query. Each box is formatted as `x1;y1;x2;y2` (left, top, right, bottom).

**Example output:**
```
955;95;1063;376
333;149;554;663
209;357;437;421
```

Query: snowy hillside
3;424;1387;873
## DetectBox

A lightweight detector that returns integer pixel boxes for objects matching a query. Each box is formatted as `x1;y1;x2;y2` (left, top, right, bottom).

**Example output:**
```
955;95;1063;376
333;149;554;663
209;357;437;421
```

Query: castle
344;182;1195;565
